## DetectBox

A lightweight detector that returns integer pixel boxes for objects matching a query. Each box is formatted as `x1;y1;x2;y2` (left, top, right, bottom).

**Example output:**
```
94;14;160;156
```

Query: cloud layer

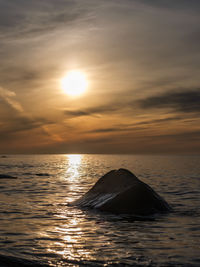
0;0;200;153
138;89;200;114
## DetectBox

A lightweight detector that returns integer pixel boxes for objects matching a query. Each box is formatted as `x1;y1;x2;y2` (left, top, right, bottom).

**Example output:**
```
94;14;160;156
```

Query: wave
0;174;17;179
0;253;154;267
0;254;49;267
22;173;51;177
35;173;50;177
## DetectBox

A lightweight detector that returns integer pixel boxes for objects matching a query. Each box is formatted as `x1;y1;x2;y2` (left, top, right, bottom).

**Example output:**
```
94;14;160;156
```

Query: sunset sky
0;0;200;154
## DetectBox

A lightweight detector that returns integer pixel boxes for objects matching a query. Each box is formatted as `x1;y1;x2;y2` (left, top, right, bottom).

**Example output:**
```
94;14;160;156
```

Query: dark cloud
89;127;121;133
88;127;147;134
137;0;200;10
64;93;197;121
0;0;96;40
63;89;200;122
87;116;183;134
1;0;200;154
64;104;123;118
155;130;200;141
185;30;200;49
0;67;54;87
64;110;93;117
138;89;200;114
0;115;53;140
134;116;183;125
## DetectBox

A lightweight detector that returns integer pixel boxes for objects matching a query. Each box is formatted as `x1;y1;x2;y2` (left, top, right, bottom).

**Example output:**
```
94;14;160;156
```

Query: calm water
0;154;200;266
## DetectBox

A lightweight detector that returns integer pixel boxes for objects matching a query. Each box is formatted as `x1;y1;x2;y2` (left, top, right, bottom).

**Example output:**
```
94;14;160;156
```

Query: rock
71;168;171;216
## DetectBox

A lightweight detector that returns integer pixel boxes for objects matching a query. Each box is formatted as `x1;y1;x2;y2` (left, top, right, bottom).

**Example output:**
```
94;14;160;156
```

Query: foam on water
0;154;200;266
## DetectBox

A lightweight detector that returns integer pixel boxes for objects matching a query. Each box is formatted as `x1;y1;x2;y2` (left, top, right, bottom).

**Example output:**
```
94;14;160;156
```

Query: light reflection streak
63;154;83;203
42;154;94;263
35;154;96;264
66;154;82;181
44;214;94;262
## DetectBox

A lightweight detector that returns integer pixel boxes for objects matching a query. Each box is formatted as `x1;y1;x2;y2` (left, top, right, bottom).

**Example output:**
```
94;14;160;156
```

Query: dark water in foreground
0;154;200;266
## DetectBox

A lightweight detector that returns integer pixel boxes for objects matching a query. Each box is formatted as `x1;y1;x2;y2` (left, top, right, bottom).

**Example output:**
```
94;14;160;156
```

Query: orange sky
0;0;200;154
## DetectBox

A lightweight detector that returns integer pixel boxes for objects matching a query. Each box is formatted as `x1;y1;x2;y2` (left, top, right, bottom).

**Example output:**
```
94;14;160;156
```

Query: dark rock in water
0;174;17;179
71;168;171;216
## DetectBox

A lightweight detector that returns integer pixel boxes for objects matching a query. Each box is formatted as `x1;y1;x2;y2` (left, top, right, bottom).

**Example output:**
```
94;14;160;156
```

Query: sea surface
0;154;200;266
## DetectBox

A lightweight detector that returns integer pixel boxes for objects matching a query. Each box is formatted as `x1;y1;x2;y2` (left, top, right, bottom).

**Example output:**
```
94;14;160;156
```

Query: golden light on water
67;154;82;166
61;70;88;96
42;154;93;262
66;154;82;181
64;154;83;204
44;212;93;262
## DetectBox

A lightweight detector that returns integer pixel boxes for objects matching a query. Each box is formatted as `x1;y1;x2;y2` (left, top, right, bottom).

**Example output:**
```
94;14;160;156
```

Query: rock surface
71;168;171;216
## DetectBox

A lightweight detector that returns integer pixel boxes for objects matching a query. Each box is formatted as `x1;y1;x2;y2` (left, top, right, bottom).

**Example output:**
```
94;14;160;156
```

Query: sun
61;70;88;96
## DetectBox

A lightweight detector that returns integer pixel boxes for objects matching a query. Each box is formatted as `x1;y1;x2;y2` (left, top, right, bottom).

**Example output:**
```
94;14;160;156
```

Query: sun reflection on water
44;211;96;263
36;154;96;264
67;154;82;166
64;154;83;203
66;154;82;181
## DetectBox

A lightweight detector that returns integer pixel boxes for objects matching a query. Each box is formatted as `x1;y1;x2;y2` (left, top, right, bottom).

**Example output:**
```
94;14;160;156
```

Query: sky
0;0;200;154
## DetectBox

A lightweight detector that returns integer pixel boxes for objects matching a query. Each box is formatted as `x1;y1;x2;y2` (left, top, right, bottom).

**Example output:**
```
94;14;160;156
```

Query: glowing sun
61;70;88;96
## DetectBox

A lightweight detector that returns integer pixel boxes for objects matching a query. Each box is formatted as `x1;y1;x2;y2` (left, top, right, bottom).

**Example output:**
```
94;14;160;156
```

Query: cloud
87;116;183;134
1;0;200;154
137;89;200;114
0;115;53;138
0;85;57;142
63;88;200;123
0;86;23;112
0;114;60;149
89;127;120;133
63;104;124;118
64;91;198;122
0;0;97;41
64;110;92;117
154;129;200;141
137;0;200;10
134;116;183;125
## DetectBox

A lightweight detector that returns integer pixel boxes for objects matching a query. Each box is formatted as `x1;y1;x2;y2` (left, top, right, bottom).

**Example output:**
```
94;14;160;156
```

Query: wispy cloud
0;86;24;112
137;0;200;11
0;86;59;143
63;104;124;118
87;116;183;134
137;88;200;114
0;0;97;42
1;0;200;153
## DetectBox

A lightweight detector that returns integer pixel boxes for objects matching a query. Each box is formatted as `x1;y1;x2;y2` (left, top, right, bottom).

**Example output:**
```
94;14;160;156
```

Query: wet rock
71;168;171;216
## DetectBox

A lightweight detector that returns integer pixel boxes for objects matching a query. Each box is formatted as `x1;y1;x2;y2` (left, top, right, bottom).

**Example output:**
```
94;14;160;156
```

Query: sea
0;154;199;267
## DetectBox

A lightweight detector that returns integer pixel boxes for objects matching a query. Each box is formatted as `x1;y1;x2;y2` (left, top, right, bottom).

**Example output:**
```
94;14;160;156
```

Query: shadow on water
0;253;49;267
70;206;163;223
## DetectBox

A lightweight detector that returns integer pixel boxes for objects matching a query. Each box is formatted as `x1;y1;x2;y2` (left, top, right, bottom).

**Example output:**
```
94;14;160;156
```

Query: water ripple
0;154;200;266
